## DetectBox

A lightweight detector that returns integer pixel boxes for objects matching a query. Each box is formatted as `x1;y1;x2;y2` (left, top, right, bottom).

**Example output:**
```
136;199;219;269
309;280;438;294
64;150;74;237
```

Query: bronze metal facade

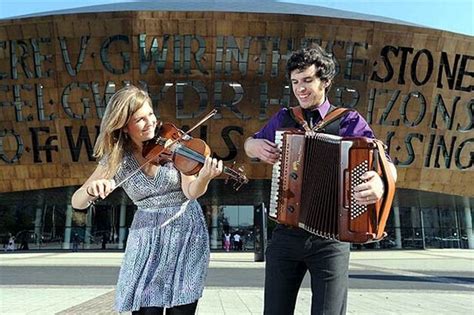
0;6;472;250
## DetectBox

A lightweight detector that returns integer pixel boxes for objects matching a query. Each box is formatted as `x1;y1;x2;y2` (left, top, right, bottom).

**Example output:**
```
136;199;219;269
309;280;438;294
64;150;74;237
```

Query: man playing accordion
244;44;398;315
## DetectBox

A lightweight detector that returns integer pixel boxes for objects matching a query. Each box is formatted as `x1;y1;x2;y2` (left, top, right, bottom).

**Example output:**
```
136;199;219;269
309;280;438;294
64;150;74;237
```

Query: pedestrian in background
102;233;107;250
233;232;241;251
5;233;15;252
224;232;231;252
72;233;80;252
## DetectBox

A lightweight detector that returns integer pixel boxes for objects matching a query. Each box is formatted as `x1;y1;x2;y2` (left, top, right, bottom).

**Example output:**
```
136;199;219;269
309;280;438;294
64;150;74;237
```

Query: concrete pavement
0;249;473;314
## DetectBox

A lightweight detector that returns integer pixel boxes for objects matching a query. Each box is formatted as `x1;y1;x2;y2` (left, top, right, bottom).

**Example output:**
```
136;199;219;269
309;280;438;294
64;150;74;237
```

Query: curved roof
3;0;421;28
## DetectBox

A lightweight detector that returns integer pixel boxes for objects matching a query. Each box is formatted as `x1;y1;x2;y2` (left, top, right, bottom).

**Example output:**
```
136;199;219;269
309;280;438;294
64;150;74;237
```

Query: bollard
254;203;267;262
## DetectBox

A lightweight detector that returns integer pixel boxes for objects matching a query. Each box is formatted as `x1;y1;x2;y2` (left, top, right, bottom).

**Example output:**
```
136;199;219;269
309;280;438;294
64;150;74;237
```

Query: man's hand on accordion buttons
245;138;280;164
353;171;384;205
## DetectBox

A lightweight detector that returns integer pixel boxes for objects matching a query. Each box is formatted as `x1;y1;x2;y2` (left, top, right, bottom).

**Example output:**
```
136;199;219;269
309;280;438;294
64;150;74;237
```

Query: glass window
209;205;255;250
221;205;253;227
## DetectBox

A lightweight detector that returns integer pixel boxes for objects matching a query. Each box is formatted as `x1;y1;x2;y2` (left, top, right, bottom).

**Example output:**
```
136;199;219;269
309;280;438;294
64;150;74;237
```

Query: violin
78;110;247;210
142;122;249;190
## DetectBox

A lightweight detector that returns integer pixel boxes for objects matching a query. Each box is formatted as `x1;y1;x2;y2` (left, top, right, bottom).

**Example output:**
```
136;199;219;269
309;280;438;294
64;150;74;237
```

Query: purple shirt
253;100;375;142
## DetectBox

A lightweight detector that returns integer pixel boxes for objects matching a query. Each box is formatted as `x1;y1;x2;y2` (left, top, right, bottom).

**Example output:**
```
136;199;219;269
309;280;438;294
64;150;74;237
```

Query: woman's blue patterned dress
112;151;210;312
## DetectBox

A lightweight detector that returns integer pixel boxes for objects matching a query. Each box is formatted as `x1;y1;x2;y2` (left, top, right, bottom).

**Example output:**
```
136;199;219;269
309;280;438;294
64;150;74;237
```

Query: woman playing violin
71;85;223;315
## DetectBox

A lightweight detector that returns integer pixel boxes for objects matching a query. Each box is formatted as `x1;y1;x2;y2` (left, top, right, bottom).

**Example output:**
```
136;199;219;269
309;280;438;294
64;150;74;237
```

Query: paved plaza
0;249;473;314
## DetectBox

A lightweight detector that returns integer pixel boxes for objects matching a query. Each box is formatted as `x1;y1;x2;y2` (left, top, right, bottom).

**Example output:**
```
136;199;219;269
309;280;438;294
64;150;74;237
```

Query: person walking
5;233;15;252
233;232;241;251
223;232;231;252
72;233;80;252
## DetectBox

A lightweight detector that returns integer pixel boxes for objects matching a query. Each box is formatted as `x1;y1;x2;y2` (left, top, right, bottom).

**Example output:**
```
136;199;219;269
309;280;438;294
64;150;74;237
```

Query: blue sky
0;0;472;36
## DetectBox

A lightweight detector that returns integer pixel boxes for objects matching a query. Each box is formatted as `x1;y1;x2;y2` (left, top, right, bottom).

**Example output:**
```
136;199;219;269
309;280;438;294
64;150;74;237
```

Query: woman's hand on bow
86;179;116;200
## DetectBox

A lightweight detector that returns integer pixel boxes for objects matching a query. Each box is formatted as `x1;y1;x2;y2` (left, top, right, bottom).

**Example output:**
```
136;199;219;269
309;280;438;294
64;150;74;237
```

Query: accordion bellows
269;130;396;244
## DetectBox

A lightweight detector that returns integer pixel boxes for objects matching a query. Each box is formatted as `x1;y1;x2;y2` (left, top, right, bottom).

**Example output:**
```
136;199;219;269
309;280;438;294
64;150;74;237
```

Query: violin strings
175;145;206;163
174;145;244;182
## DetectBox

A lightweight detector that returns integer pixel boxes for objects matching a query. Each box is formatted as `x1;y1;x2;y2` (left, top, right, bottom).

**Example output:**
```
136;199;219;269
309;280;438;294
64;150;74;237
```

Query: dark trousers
131;301;198;315
264;225;350;315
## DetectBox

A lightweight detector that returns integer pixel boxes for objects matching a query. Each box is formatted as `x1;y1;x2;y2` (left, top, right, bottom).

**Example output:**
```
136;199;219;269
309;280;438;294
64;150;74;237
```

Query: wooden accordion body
269;130;396;243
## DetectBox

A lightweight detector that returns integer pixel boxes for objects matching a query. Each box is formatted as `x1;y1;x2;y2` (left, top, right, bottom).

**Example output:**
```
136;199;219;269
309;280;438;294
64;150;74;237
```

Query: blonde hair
94;85;152;178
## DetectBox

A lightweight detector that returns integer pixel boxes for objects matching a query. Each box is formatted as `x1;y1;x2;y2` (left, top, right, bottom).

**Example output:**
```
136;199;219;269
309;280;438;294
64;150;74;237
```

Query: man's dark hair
286;44;336;85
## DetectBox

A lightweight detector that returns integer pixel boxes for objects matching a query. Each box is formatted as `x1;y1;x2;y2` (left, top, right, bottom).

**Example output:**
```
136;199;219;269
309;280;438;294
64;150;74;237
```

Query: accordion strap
374;139;396;240
290;106;312;132
291;106;353;132
313;108;353;131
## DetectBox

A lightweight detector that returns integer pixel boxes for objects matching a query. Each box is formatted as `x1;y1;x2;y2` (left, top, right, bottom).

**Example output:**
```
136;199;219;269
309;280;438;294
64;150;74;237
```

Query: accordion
269;130;396;243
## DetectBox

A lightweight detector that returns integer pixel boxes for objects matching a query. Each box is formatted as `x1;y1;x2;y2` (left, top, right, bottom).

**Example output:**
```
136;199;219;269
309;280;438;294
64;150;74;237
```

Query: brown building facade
0;1;472;250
